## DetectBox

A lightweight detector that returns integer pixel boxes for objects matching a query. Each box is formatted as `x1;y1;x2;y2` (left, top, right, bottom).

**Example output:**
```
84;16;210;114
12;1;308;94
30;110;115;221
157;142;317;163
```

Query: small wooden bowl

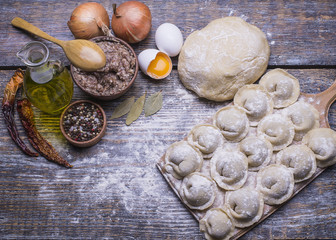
60;100;107;147
70;36;138;101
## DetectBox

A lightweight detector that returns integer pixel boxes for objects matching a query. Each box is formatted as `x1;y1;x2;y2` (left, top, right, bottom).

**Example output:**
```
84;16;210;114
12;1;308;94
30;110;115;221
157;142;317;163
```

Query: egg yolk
147;52;171;79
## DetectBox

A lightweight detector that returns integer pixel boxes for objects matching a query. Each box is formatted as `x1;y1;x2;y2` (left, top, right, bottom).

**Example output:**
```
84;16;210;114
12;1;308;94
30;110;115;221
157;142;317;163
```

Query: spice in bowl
70;36;138;100
60;100;107;147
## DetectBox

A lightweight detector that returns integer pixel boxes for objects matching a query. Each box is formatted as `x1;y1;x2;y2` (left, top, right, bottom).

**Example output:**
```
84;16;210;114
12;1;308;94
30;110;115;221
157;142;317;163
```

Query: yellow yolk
147;52;171;79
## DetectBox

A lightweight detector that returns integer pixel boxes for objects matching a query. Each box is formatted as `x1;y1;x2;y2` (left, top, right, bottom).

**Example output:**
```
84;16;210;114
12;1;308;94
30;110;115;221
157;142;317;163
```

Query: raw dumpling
225;188;264;228
259;69;300;108
164;141;203;179
234;84;273;126
256;164;294;205
276;145;316;183
187;124;225;159
257;114;295;151
180;172;216;210
199;208;235;240
283;101;319;141
302;128;336;168
210;148;248;190
239;137;273;171
213;105;249;142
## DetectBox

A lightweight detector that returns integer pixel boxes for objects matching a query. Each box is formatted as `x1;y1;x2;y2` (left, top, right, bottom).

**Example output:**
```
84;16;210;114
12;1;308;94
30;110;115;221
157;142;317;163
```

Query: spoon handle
11;17;63;46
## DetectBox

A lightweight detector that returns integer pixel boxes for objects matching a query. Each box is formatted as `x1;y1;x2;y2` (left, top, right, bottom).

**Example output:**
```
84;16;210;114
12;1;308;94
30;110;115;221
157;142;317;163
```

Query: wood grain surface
0;0;335;239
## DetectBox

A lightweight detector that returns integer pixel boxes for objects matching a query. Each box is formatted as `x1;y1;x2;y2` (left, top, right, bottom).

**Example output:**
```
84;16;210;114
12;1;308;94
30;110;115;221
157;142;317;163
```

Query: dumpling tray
157;70;336;240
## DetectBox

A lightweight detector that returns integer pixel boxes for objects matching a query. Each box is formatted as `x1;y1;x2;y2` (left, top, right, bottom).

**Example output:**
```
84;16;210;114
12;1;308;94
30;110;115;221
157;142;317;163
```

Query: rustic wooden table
1;0;335;239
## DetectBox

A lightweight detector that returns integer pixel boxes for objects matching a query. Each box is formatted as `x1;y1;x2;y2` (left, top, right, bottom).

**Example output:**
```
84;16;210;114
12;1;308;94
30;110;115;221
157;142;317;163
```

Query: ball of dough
178;17;270;101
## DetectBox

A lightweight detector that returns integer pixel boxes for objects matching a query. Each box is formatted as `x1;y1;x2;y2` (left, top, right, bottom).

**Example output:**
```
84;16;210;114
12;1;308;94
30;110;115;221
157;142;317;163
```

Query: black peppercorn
62;102;104;142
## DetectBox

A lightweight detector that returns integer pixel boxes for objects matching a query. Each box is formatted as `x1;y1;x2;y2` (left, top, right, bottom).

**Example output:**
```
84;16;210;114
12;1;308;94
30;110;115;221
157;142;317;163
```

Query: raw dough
199;208;235;240
239;136;273;171
276;144;316;183
259;69;300;108
210;148;248;190
234;84;274;126
164;141;203;179
256;164;294;205
187;124;224;159
225;188;264;228
282;101;320;141
178;17;270;101
257;114;295;151
213;105;249;142
180;172;216;210
303;128;336;168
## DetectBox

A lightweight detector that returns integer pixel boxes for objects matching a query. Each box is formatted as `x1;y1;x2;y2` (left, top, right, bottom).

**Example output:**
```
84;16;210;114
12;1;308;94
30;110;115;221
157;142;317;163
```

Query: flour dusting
36;120;179;223
77;164;167;213
228;9;235;16
175;87;195;100
67;130;175;214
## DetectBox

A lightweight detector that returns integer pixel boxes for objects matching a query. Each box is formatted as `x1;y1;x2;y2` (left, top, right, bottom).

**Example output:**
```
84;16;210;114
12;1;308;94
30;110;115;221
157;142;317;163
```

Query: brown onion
112;1;152;43
68;2;111;39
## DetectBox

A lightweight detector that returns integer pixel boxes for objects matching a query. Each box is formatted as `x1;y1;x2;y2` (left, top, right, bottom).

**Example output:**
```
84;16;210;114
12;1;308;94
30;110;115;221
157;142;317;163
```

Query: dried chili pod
2;69;38;157
17;98;72;168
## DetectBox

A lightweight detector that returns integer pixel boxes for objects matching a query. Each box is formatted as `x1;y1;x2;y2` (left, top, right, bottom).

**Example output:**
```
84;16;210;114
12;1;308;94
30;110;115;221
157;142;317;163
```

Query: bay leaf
126;93;146;125
110;96;135;119
144;91;163;117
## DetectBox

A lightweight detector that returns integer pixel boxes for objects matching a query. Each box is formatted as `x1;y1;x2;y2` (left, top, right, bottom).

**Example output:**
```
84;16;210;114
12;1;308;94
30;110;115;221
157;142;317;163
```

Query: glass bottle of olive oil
17;41;73;115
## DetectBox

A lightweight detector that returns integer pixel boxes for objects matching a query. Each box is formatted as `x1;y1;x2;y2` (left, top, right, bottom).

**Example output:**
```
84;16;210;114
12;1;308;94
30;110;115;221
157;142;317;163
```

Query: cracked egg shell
138;49;172;80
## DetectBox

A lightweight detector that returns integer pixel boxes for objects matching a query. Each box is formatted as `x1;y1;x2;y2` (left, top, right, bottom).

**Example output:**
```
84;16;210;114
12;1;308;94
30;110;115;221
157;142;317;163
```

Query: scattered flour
76;163;169;214
0;216;8;224
239;14;248;21
37;132;180;223
198;0;213;11
228;9;235;16
62;129;176;214
175;87;195;100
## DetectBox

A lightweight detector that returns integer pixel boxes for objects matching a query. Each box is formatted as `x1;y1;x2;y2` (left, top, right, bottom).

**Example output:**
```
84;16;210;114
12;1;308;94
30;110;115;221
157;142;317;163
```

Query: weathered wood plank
0;0;335;68
0;68;335;239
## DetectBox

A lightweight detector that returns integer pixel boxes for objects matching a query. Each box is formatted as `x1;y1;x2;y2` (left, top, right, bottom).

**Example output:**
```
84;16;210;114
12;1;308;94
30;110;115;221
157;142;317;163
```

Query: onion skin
68;2;110;39
112;1;152;44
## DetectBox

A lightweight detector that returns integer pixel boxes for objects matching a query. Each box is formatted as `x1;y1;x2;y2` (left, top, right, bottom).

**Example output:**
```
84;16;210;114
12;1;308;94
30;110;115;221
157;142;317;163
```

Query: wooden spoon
11;17;106;71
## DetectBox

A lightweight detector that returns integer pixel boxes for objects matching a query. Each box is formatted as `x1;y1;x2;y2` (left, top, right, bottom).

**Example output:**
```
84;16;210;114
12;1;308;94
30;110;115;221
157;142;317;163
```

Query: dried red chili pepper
2;69;38;157
17;98;72;168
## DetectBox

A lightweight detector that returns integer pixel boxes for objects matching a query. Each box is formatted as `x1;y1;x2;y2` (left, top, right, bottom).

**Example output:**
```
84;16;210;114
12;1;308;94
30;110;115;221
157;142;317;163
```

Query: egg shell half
155;23;184;57
138;49;172;79
138;49;159;75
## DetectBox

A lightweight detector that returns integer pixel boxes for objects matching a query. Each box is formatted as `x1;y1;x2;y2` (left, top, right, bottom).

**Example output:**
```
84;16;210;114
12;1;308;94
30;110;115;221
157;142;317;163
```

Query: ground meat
72;37;136;96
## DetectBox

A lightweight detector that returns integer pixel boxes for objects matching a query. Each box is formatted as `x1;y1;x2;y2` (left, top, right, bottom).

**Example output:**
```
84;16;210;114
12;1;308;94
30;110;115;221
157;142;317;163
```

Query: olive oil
17;41;73;115
23;67;73;115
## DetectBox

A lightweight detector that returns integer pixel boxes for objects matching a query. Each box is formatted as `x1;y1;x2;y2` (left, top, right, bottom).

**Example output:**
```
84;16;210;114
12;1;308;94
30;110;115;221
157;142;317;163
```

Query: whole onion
111;1;152;43
68;2;111;39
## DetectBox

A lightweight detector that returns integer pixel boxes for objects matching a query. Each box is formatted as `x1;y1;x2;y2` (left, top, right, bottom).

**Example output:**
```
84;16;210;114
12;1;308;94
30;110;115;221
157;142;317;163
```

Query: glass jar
17;41;73;115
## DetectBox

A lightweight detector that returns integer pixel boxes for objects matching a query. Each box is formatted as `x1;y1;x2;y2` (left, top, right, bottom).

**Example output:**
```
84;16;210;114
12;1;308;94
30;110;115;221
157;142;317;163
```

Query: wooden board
0;0;336;239
156;76;336;239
